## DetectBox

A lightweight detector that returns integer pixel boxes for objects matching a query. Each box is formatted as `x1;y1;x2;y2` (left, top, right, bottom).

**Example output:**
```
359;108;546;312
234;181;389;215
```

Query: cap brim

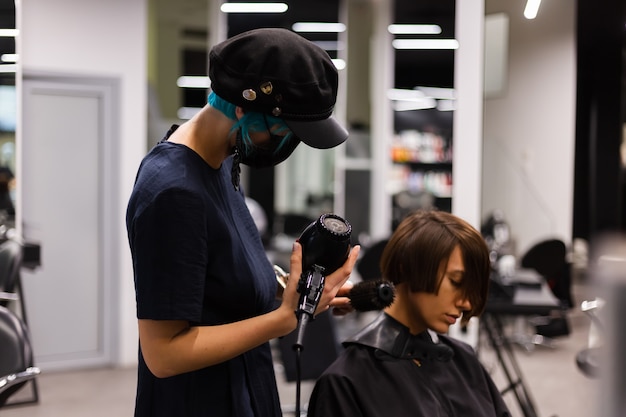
284;116;348;149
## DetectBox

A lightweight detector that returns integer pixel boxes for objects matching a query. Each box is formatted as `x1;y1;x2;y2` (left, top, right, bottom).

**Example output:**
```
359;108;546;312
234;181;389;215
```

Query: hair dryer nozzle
298;213;352;275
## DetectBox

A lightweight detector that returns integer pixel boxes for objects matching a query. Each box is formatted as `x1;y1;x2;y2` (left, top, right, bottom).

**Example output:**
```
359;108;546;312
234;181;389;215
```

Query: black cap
209;28;348;149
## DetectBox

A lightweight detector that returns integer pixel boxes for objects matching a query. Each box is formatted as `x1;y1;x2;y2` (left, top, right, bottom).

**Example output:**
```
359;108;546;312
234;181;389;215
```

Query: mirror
481;0;581;258
147;0;342;249
0;0;16;232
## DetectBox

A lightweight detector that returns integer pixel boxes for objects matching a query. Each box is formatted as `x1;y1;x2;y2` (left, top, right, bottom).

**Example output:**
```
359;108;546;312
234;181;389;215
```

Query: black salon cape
307;313;511;417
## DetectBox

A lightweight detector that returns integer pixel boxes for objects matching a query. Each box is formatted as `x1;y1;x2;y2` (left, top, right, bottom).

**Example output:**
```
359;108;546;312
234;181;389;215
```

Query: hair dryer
294;213;351;349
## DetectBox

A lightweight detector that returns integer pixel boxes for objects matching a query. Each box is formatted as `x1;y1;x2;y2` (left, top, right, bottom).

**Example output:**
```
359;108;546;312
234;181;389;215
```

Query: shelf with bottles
390;129;453;165
388;164;452;198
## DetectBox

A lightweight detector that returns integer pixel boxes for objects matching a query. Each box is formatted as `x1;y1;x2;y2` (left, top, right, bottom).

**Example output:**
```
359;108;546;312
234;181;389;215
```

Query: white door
20;73;120;371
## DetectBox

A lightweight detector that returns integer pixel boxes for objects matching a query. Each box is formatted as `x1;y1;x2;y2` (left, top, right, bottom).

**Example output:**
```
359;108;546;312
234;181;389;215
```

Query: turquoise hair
208;91;294;154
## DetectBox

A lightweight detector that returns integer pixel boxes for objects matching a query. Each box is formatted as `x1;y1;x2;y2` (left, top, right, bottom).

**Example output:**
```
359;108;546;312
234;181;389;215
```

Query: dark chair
520;238;573;341
355;239;389;282
521;238;573;309
275;312;341;415
0;239;23;307
276;313;341;382
0;305;40;408
273;212;315;237
0;239;39;406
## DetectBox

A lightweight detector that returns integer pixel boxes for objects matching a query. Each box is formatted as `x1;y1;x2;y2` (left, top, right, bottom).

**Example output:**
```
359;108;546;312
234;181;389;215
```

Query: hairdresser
126;28;360;417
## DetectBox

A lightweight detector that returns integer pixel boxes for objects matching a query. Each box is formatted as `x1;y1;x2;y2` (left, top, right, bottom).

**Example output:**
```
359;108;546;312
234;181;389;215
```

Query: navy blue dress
126;127;281;417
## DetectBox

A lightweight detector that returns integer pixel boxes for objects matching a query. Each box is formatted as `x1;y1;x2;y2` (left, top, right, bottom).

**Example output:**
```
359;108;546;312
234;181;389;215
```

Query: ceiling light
416;86;456;100
220;3;288;13
387;88;426;101
0;29;18;37
177;76;210;89
1;54;17;63
332;59;346;70
393;98;436;111
392;39;459;50
292;22;346;33
436;99;456;111
0;64;17;73
388;24;441;35
524;0;541;19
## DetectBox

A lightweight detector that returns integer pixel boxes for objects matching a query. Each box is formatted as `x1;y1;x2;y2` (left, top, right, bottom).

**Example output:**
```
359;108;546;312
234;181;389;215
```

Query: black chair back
356;239;389;281
521;238;573;308
0;305;38;407
0;239;23;298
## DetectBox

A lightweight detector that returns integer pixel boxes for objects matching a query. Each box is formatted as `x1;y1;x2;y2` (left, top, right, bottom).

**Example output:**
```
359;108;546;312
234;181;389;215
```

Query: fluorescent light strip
332;59;346;70
1;54;17;63
436;99;455;112
0;64;17;73
387;88;425;101
524;0;541;19
0;29;18;37
388;24;441;35
392;39;459;50
393;98;436;111
417;86;455;100
177;76;210;89
220;3;288;13
292;22;346;33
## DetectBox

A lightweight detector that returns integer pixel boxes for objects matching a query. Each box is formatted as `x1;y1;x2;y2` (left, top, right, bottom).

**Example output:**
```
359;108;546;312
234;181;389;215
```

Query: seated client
307;209;511;417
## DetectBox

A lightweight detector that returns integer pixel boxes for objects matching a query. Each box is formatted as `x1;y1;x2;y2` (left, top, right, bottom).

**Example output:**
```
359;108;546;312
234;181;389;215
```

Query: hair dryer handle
296;265;326;318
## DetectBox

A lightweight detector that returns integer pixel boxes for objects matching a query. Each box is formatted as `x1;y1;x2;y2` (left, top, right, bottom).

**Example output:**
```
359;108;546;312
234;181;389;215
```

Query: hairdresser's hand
276;243;360;326
275;242;305;333
330;280;355;316
315;245;360;317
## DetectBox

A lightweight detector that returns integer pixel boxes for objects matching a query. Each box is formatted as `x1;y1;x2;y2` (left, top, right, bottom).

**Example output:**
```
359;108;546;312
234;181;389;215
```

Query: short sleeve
130;188;208;321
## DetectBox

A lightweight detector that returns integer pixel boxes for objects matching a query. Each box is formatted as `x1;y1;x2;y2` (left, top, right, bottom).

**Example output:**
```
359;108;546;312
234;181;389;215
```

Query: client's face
407;245;472;334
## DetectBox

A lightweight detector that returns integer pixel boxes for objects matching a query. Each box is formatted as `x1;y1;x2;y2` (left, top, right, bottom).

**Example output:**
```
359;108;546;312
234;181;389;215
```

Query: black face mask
230;129;300;190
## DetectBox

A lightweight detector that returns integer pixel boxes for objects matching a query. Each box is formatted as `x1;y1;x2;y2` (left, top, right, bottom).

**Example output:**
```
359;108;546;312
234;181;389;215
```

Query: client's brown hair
380;210;491;322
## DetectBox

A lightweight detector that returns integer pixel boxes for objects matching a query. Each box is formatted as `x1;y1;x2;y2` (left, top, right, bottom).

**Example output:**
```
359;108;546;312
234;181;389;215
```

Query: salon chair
355;239;389;282
521;238;573;309
275;312;340;415
0;238;40;406
0;239;23;308
519;238;572;349
0;305;40;408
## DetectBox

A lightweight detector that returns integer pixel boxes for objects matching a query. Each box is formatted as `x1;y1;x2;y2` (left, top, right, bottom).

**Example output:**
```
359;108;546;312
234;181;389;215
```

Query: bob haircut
379;210;491;322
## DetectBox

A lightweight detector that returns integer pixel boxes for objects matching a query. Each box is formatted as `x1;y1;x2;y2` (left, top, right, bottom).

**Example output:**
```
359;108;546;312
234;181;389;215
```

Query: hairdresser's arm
139;242;360;378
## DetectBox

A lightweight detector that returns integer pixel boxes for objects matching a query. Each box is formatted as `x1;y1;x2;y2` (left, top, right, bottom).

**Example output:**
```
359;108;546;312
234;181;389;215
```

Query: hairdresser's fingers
336;280;354;297
332;305;355;316
330;296;354;316
313;247;360;317
280;242;302;311
329;296;351;308
326;246;361;292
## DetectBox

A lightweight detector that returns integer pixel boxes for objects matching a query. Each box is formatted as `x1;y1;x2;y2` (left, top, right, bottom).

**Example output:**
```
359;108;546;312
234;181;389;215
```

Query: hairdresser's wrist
273;301;299;337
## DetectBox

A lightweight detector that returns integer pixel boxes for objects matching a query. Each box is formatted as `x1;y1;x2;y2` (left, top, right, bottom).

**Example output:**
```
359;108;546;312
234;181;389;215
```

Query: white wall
482;0;577;256
19;0;147;366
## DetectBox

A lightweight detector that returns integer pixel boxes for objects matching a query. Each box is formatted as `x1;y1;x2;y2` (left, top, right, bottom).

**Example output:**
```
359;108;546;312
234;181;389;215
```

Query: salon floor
2;276;602;417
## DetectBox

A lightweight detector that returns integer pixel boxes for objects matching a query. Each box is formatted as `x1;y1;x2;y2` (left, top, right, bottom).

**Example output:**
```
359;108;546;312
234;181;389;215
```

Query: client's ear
235;106;245;120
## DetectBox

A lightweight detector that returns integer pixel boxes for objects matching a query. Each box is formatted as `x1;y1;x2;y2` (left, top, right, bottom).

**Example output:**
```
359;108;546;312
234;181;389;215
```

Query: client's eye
449;278;462;288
